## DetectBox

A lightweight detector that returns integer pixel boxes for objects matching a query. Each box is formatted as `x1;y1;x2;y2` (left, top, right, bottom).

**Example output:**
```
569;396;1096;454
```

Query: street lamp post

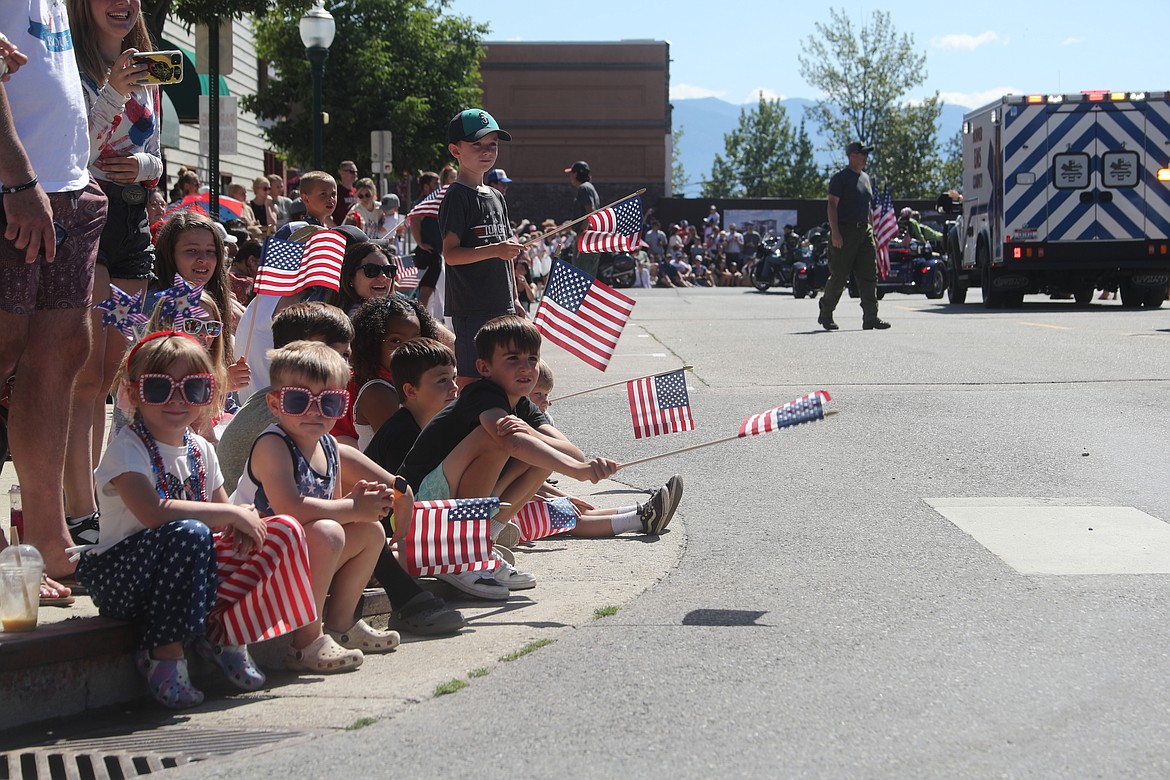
299;4;335;171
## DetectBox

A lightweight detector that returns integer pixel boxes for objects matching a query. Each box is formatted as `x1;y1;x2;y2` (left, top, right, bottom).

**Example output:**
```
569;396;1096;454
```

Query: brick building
478;41;671;224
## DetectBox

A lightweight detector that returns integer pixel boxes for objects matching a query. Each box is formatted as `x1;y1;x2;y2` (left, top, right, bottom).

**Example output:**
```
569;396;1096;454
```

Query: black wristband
0;176;38;194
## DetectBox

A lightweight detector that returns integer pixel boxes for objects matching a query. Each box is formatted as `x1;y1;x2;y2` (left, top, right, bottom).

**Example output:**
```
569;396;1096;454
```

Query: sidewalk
0;470;684;737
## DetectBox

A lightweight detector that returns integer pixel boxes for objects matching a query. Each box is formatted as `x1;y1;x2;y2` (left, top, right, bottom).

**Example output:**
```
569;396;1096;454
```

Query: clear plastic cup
0;543;43;632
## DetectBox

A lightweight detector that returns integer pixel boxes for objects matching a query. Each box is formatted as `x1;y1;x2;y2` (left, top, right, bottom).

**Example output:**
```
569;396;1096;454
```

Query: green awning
158;39;230;123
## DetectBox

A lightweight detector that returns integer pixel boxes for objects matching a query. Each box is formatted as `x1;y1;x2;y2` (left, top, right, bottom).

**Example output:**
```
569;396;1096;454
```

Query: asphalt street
177;286;1170;778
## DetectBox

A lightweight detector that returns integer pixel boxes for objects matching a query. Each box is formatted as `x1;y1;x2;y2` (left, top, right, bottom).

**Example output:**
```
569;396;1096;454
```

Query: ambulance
946;90;1170;308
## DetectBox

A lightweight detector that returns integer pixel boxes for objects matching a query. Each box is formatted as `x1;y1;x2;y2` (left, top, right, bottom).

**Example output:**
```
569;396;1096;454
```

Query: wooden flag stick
550;365;693;403
519;188;646;246
617;410;840;469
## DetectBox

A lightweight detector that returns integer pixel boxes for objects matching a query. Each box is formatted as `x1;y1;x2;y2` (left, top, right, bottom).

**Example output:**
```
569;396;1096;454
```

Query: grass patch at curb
499;638;555;663
468;667;490;679
345;717;380;730
434;678;469;696
593;606;618;620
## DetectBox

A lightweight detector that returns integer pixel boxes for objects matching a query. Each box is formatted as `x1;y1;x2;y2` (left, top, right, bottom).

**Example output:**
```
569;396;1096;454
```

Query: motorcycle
597;252;637;289
848;231;947;299
749;236;797;292
792;226;831;299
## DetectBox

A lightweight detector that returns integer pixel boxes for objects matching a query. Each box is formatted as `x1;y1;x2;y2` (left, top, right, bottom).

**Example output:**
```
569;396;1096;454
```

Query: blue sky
445;0;1165;109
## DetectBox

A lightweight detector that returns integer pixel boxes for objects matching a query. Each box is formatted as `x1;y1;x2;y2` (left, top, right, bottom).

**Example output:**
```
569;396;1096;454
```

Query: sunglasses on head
135;373;216;406
277;387;349;418
360;263;396;279
181;319;224;338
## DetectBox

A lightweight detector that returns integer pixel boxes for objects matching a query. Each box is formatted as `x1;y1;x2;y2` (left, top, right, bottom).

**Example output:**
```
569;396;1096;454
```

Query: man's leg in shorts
6;184;104;577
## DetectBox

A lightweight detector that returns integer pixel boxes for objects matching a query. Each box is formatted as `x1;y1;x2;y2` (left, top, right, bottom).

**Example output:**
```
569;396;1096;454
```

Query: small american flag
402;497;499;577
253;230;346;296
407;184;450;219
577;196;643;253
739;391;831;437
515;497;578;542
628;368;694;439
395;257;420;292
871;185;897;280
534;259;635;372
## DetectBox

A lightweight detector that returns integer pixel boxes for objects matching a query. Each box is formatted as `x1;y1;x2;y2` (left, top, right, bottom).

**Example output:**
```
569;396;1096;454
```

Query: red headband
126;330;202;369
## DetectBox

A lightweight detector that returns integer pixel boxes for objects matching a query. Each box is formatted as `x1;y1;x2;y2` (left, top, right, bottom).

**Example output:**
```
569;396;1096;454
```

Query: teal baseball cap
447;109;512;144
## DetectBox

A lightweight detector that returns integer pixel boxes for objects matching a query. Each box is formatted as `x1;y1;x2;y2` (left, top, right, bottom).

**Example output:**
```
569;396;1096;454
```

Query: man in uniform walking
819;141;890;331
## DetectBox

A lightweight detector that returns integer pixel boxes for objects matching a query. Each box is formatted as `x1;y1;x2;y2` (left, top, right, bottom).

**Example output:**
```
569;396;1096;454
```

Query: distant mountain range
671;96;970;197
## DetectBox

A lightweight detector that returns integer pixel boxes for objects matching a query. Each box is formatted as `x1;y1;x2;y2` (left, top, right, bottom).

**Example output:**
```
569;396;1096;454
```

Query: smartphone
132;51;184;85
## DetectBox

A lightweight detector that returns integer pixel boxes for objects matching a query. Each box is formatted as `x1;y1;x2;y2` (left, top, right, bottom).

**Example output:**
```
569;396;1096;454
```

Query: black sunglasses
360;263;397;279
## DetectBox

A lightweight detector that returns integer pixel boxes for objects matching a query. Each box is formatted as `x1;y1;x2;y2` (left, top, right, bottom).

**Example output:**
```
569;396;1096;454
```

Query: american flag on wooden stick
534;259;635;372
739;391;831;437
515;497;577;542
577;196;643;253
253;230;346;296
401;497;499;576
628;368;694;439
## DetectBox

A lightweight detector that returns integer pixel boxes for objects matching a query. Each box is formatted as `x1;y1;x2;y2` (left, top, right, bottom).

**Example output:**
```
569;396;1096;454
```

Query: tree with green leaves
702;96;811;198
798;8;926;155
799;8;952;198
245;0;485;175
142;0;270;49
671;124;690;196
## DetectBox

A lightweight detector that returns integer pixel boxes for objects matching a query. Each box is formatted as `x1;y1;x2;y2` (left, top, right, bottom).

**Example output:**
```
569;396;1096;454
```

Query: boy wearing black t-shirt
365;338;458;473
438;109;525;388
399;317;619;600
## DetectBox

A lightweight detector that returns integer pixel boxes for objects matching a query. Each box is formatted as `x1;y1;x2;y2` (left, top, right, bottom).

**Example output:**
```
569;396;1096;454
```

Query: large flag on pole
739;391;831;437
253;230;346;296
577;195;643;253
515;497;578;542
628;368;694;439
534;259;635;371
871;185;897;280
401;497;499;577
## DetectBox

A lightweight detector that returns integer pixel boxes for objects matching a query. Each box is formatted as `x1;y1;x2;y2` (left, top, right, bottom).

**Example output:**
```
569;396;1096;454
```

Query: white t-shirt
85;425;223;555
0;0;90;192
236;294;279;402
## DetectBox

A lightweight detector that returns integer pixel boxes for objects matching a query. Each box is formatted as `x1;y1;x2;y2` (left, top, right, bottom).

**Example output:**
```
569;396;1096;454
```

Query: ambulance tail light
1158;168;1170;182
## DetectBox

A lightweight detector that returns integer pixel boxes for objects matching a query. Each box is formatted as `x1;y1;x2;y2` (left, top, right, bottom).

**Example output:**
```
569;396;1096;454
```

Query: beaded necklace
131;419;207;501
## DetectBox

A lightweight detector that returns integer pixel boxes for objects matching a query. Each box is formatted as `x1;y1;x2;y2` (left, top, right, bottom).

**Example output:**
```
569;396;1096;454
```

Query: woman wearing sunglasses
326;241;400;316
76;331;317;708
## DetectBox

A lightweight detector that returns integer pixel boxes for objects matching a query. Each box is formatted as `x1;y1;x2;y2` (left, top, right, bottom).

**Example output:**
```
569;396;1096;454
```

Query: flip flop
40;574;76;607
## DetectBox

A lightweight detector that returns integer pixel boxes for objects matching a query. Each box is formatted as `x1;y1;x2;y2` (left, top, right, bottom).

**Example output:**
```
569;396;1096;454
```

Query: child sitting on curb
232;341;413;671
398;316;620;600
525;360;683;538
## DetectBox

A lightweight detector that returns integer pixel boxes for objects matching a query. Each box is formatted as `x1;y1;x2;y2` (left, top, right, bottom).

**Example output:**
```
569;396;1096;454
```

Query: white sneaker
435;569;510;600
491;549;536;590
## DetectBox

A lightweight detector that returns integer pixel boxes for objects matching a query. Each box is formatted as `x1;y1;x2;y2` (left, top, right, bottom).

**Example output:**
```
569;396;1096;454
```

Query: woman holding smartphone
62;0;163;547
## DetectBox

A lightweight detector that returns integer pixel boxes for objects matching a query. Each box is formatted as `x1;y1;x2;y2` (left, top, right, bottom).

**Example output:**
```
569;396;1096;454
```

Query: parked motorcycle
792;226;831;299
597;252;637;288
